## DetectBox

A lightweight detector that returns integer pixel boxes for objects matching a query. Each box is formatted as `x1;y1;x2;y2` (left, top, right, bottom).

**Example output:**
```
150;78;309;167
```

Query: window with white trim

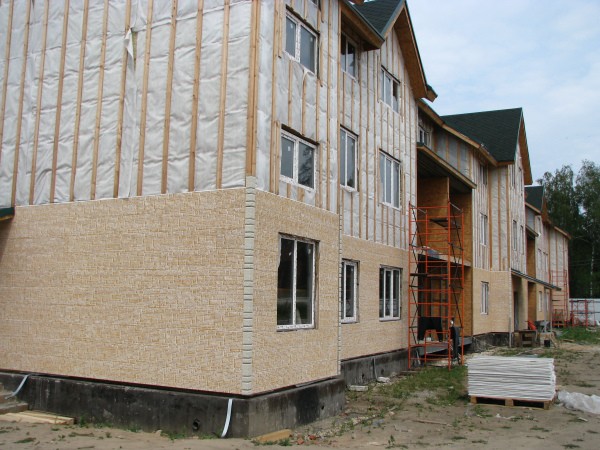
418;124;431;147
277;236;316;329
379;267;401;319
379;151;400;208
537;291;543;312
481;282;489;314
285;13;317;73
512;220;518;251
341;33;357;78
281;131;315;189
520;225;525;255
380;68;400;113
341;260;358;323
340;128;357;189
480;213;488;246
479;163;487;186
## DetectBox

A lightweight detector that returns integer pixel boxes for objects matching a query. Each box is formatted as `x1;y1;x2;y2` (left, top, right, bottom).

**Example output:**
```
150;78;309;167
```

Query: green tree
538;161;600;298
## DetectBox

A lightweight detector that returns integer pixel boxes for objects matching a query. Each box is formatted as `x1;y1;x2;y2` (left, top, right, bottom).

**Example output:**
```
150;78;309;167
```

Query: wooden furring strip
29;0;50;205
137;0;154;196
161;0;178;194
215;0;231;189
188;0;204;192
49;0;70;203
268;0;279;193
113;0;132;198
245;0;260;177
0;0;14;169
11;0;32;206
70;0;90;202
90;0;109;200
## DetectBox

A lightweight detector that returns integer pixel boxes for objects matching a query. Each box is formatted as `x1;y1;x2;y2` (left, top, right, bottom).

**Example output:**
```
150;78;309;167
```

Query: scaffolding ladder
408;203;465;370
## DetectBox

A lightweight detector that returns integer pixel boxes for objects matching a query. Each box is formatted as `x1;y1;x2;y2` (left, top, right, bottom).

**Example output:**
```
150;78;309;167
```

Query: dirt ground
1;341;600;449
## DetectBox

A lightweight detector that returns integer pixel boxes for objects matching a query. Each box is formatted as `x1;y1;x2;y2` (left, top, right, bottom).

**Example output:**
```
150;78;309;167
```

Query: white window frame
520;225;525;255
418;124;431;147
340;33;357;78
277;236;316;330
481;282;489;315
479;163;488;186
280;131;316;189
538;291;543;312
285;13;317;73
512;220;518;251
480;213;488;246
340;128;357;190
341;260;358;323
380;267;401;320
380;67;400;113
379;151;401;209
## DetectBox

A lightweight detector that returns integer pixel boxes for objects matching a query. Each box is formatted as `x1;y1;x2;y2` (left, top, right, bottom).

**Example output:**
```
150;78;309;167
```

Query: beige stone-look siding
340;235;409;361
251;191;340;393
471;268;512;334
0;189;246;393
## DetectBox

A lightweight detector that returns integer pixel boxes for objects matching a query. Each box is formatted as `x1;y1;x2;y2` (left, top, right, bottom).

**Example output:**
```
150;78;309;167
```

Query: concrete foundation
471;332;510;352
341;349;410;386
0;373;345;438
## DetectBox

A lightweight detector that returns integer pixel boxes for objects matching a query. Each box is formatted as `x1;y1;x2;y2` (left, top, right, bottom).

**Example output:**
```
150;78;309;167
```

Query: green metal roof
525;185;544;211
351;0;405;38
441;108;523;163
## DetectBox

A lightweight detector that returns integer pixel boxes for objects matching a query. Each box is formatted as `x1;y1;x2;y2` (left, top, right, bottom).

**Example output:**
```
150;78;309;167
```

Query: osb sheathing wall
340;235;409;361
0;190;247;394
252;190;340;394
509;148;527;273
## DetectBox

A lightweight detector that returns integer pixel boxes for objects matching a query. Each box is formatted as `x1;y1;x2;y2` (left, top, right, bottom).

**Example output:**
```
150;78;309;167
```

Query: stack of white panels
468;356;556;401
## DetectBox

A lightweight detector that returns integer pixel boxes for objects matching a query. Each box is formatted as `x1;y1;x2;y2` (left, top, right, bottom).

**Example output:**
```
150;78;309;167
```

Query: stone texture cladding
251;191;340;394
340;235;409;361
471;268;512;334
0;190;246;394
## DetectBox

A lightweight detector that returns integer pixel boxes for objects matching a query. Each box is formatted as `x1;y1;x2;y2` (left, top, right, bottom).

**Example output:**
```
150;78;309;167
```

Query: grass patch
380;366;467;406
13;437;36;444
558;327;600;345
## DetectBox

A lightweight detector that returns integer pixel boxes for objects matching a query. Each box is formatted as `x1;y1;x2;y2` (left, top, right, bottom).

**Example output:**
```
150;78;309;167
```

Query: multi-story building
0;0;569;437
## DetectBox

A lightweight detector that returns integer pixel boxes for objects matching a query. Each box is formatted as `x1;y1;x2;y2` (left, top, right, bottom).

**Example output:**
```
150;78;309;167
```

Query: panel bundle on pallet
468;356;556;405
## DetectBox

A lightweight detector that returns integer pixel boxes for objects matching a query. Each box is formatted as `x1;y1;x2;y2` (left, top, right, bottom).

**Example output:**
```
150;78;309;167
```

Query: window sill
341;319;357;324
379;317;400;322
277;324;315;331
341;185;358;193
280;177;315;192
380;202;401;212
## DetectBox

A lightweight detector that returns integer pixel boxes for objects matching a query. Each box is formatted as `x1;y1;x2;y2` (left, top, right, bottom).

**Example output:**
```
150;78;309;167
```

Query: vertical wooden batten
90;0;110;201
113;0;132;198
161;0;178;195
49;0;70;203
215;0;231;190
188;0;205;192
11;0;32;206
70;0;90;202
0;0;14;170
245;0;260;177
268;1;279;194
29;0;50;205
137;0;154;196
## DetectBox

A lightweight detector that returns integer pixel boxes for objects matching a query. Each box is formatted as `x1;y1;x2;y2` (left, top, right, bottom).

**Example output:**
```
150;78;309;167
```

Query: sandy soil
1;341;600;449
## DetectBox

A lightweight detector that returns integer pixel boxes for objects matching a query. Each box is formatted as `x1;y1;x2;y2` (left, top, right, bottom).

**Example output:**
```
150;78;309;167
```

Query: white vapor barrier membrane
0;0;252;208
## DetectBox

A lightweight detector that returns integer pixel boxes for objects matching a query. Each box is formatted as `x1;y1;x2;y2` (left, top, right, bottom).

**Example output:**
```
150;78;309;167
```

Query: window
341;260;358;323
341;33;356;78
520;225;524;255
380;68;400;113
418;125;431;147
479;163;487;186
481;282;489;314
285;14;317;73
277;236;315;329
480;213;488;246
281;131;315;188
379;267;401;319
379;152;400;208
340;129;357;189
538;291;543;312
512;220;518;251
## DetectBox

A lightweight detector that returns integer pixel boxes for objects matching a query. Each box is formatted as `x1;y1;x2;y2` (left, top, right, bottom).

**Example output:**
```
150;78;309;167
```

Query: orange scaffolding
551;270;570;328
408;203;465;369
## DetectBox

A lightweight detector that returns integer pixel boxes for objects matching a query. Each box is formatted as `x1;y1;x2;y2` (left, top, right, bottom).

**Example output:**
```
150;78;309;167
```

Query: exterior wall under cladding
471;267;512;334
340;235;409;361
0;189;247;394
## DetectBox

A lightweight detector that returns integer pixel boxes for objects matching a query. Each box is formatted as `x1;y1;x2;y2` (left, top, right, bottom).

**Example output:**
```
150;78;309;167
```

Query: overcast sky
407;0;600;183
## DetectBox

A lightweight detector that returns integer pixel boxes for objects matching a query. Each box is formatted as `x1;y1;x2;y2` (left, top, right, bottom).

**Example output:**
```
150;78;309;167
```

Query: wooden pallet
470;395;552;410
